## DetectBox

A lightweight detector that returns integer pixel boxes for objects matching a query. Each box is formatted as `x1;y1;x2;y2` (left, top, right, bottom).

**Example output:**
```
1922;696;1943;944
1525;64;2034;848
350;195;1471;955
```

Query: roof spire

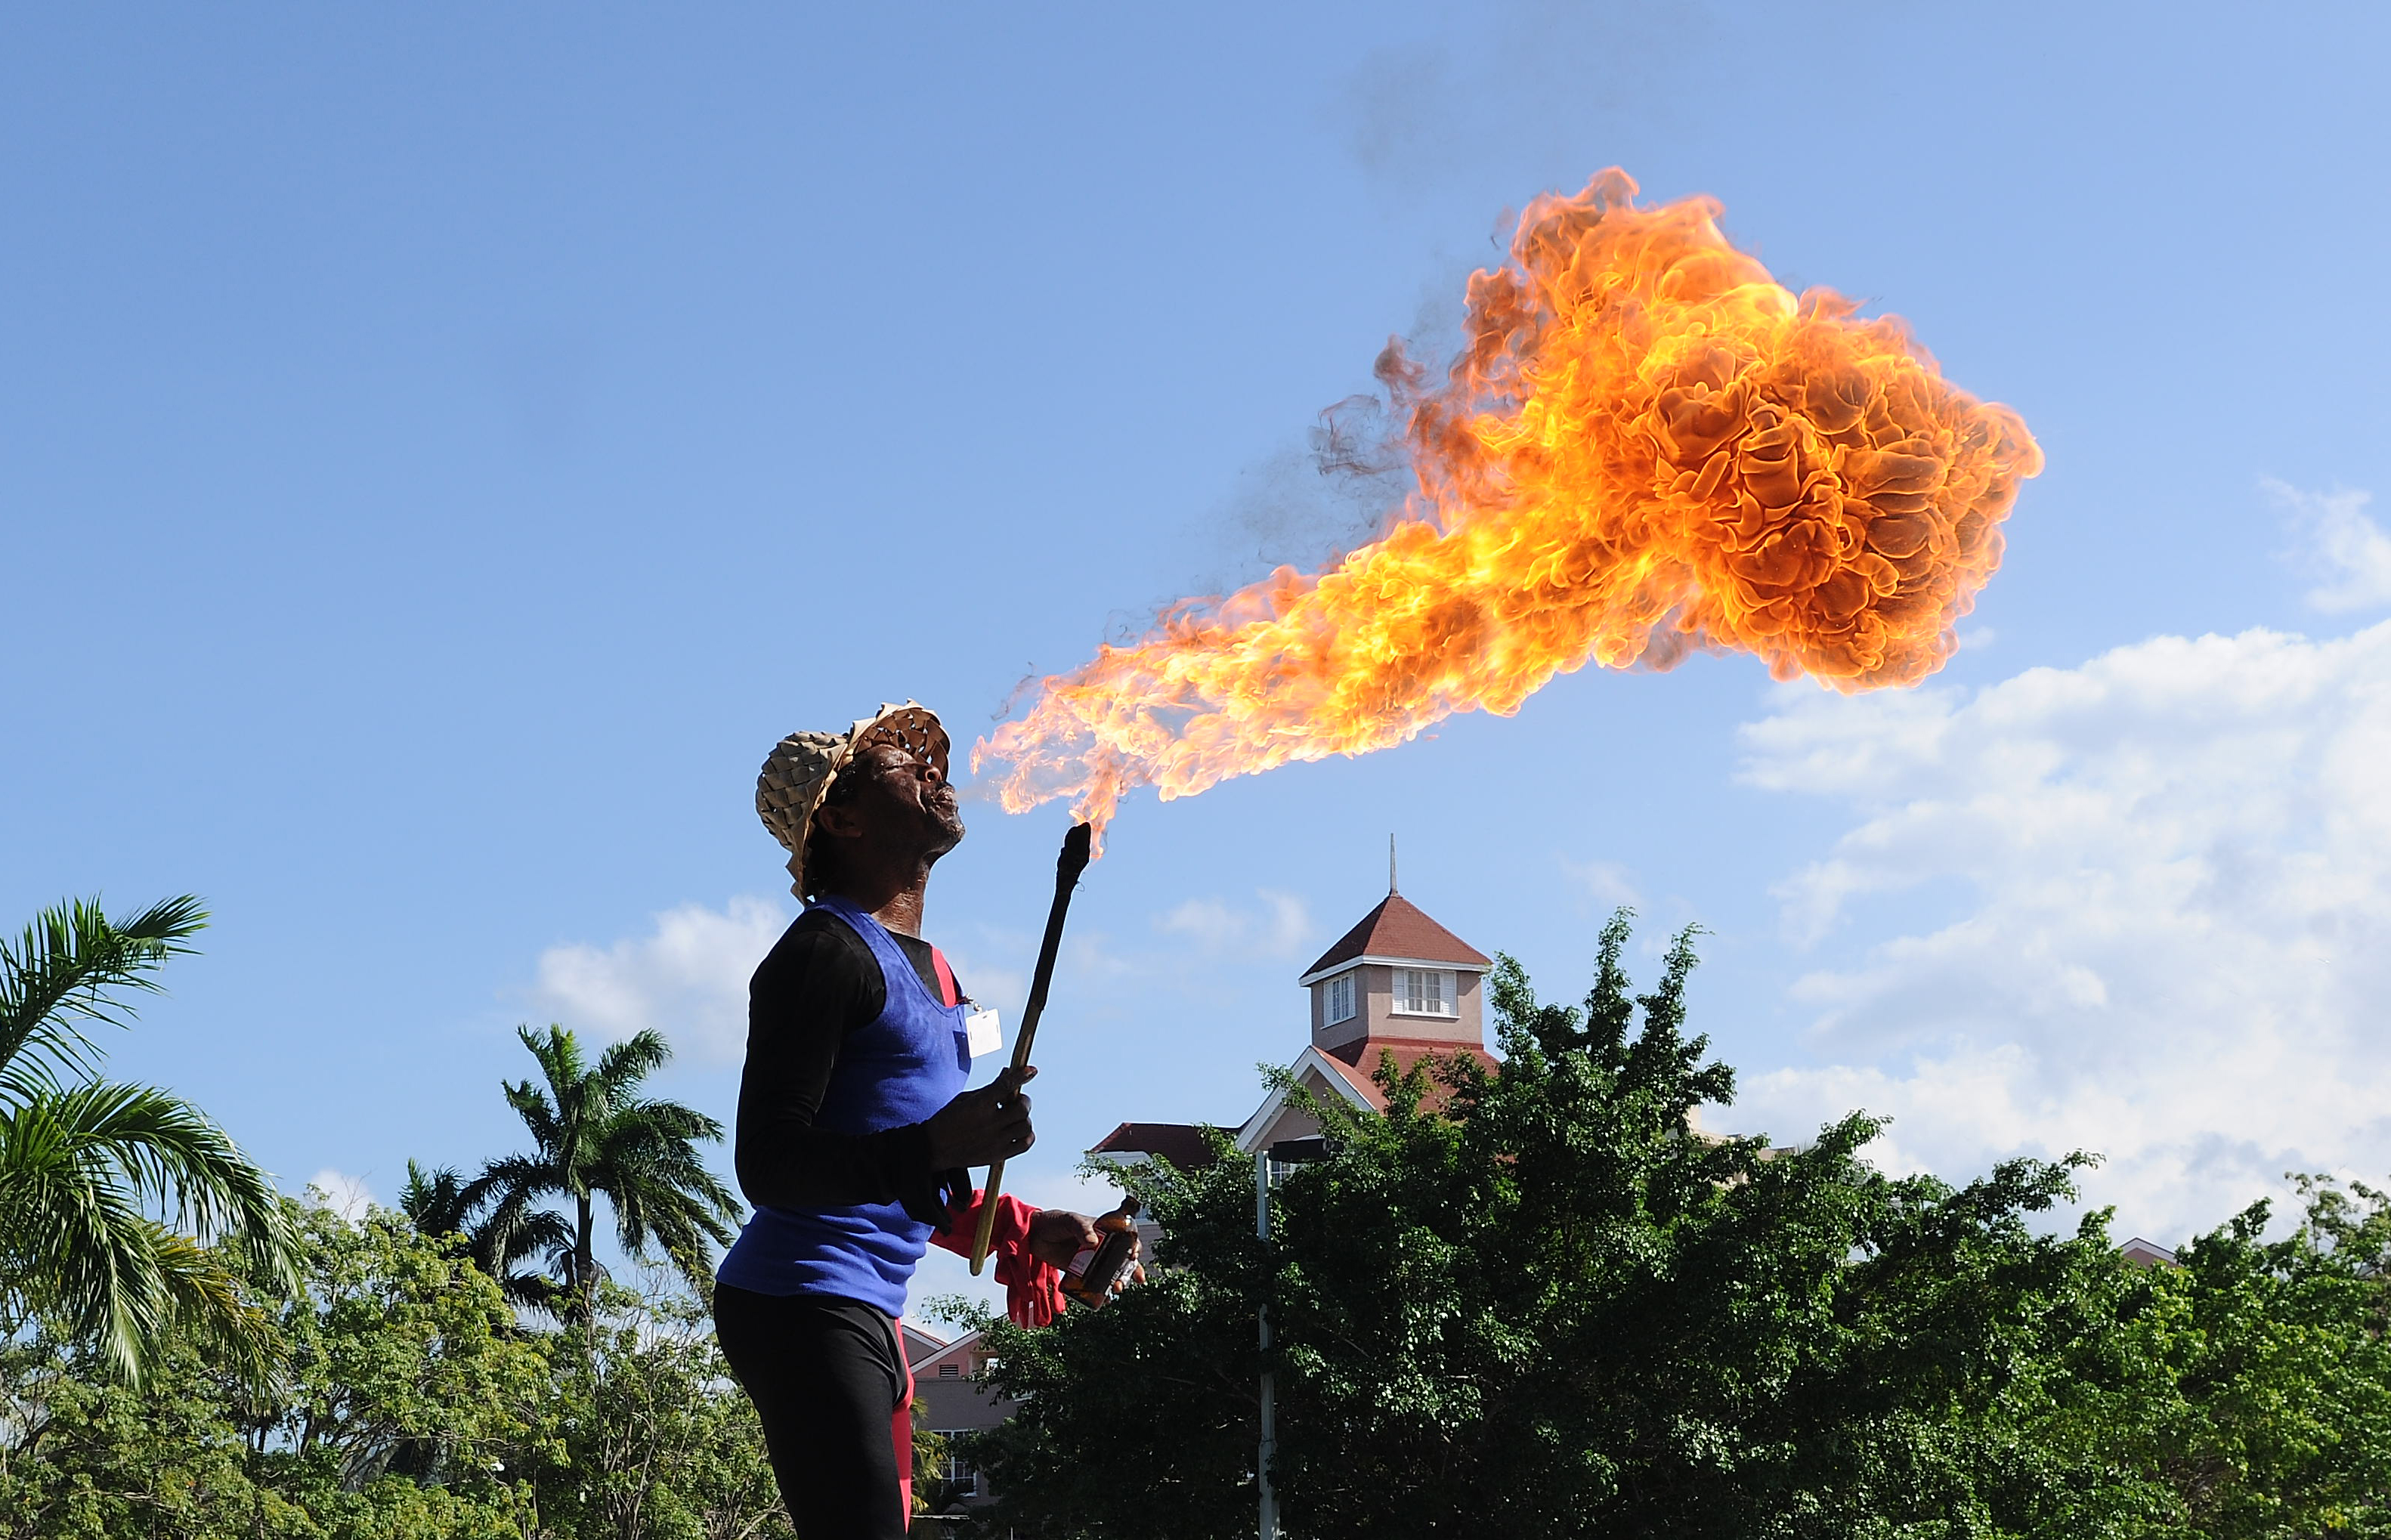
1389;833;1398;895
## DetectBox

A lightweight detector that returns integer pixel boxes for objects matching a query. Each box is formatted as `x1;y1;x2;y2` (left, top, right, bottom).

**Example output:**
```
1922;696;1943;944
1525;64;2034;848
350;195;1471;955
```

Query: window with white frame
1324;971;1356;1025
1395;968;1455;1017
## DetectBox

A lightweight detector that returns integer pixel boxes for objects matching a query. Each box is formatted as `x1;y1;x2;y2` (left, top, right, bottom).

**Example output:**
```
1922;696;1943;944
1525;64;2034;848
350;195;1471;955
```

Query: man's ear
813;801;865;840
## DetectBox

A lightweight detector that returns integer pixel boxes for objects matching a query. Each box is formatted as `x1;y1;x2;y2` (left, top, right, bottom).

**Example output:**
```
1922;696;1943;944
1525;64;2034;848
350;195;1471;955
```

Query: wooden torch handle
969;821;1093;1275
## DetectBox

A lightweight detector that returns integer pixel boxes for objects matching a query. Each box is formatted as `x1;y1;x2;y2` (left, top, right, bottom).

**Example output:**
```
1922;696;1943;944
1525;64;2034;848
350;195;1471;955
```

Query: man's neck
868;884;927;939
821;861;934;938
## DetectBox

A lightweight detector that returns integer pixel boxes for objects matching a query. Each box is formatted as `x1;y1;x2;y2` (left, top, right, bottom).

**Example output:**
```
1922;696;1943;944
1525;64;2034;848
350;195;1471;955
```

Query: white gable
1233;1045;1376;1154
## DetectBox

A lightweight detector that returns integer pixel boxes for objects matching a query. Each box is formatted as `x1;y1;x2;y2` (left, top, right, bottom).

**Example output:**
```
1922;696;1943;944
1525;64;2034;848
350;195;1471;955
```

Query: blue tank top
716;896;973;1315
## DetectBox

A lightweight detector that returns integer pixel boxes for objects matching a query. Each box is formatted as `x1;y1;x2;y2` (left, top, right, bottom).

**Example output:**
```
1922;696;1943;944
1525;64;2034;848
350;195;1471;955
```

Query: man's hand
924;1065;1037;1170
1025;1208;1111;1271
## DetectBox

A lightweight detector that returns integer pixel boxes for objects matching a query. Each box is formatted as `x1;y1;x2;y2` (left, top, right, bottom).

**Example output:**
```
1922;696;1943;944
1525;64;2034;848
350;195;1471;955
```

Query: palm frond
459;1151;555;1201
506;1206;574;1260
0;1090;284;1388
497;1265;568;1314
609;1183;737;1266
605;1107;737;1198
476;1195;577;1317
33;1081;297;1282
500;1080;566;1158
7;1081;301;1296
0;896;207;1101
107;895;212;951
592;1093;740;1282
398;1160;472;1240
459;1157;561;1279
617;1096;727;1145
594;1030;672;1099
518;1025;587;1101
143;1227;283;1390
608;1183;735;1298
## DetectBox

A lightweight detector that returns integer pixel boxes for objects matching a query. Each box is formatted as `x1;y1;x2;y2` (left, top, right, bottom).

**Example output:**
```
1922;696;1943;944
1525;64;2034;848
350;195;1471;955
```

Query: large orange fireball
976;169;2041;833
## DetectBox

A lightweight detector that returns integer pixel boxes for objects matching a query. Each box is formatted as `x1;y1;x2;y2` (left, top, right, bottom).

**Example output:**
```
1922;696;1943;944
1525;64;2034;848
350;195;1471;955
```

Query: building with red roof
1089;874;1500;1171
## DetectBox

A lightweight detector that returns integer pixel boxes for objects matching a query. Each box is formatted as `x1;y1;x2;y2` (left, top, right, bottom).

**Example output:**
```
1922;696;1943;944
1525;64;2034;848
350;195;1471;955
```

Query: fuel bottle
1061;1195;1143;1310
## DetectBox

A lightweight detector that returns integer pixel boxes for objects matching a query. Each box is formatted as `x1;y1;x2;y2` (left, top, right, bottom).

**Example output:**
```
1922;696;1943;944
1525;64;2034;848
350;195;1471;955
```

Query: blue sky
8;4;2390;1316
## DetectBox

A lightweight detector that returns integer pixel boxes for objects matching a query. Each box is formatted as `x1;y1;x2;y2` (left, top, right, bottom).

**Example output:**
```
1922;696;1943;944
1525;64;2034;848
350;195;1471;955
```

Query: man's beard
923;799;966;858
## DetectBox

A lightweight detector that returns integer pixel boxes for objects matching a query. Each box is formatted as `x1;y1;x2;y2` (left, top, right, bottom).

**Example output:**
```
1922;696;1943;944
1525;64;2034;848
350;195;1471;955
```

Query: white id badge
964;1008;1002;1061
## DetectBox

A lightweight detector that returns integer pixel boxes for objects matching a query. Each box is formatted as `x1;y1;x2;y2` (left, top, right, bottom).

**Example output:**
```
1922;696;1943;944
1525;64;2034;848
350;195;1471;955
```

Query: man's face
837;741;965;859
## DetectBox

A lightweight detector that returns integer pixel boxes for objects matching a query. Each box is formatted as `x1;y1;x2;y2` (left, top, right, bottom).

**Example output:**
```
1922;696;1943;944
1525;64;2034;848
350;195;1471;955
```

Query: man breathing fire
715;701;1127;1536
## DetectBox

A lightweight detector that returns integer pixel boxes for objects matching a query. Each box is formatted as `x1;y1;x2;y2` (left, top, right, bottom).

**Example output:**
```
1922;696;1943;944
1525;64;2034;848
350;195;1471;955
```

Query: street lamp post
1256;1148;1277;1540
1256;1136;1327;1540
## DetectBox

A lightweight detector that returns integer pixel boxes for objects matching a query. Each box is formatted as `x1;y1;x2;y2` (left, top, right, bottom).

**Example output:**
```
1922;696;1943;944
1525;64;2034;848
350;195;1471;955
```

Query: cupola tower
1298;862;1492;1065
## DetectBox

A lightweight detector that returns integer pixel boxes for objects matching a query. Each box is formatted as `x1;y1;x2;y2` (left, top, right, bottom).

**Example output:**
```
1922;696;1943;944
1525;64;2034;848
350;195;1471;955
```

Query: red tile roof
1303;892;1492;979
1087;1121;1221;1169
1315;1037;1499;1112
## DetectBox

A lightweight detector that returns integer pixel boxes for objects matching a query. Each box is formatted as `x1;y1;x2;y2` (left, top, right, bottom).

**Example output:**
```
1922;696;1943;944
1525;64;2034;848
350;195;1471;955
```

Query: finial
1389;833;1398;895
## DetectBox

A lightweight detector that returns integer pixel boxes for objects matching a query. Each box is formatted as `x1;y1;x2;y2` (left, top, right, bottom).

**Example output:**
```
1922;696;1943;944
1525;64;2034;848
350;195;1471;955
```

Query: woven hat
757;701;950;898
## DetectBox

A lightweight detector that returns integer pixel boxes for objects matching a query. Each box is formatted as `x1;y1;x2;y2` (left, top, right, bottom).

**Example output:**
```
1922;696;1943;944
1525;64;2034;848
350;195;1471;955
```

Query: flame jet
976;170;2042;833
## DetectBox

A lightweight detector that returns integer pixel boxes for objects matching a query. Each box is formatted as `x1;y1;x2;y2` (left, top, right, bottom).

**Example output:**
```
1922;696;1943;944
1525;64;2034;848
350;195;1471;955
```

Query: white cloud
1560;857;1641;908
308;1168;374;1220
1155;889;1315;959
2271;479;2391;613
530;897;790;1062
1734;619;2391;1242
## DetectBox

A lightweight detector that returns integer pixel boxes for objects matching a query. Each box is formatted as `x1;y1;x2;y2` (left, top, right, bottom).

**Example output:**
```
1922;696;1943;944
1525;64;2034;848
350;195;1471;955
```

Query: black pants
715;1284;911;1539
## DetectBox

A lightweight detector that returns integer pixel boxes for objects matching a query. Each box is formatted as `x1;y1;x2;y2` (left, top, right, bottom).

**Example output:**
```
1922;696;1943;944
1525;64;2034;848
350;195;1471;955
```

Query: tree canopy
10;895;2390;1537
962;914;2391;1538
0;1197;804;1540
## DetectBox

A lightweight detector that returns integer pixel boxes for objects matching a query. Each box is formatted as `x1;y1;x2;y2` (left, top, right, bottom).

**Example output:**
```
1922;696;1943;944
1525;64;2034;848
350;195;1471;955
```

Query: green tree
964;913;2155;1538
255;1201;555;1520
0;1197;549;1540
2034;1176;2391;1536
0;1194;811;1540
912;1406;959;1520
0;896;300;1387
0;1325;305;1540
462;1025;740;1322
527;1280;794;1540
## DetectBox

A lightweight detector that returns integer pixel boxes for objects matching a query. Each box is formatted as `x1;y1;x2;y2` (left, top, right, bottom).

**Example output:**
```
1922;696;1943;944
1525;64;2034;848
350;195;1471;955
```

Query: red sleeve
929;1188;1066;1328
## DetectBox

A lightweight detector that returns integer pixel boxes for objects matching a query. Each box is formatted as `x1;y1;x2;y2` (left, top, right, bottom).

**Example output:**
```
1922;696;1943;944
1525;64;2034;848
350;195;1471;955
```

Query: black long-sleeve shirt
733;909;961;1222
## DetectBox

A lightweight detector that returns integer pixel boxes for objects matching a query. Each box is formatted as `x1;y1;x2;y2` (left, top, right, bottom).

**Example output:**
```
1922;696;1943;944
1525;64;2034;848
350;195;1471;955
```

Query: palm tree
399;1157;573;1314
397;1158;471;1241
459;1025;739;1321
0;897;301;1386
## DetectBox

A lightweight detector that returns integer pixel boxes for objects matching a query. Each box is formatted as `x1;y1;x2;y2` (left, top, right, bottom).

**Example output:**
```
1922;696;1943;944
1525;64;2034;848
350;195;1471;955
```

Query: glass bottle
1061;1195;1143;1310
